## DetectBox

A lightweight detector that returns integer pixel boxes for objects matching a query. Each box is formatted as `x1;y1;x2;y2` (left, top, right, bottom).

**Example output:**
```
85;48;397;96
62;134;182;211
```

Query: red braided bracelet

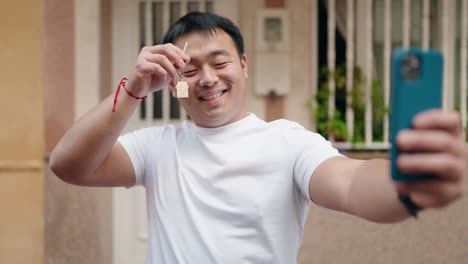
112;77;147;112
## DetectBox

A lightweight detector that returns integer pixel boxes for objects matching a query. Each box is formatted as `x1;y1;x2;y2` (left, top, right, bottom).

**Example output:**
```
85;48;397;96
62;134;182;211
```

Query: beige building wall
240;0;314;129
286;0;314;128
240;0;267;120
0;1;45;264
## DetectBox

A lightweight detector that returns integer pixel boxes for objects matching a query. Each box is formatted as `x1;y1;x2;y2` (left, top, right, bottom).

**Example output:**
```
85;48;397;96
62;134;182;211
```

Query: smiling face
173;30;248;128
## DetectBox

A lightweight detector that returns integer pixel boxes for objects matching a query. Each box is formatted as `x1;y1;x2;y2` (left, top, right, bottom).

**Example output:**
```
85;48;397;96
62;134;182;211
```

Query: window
138;0;214;121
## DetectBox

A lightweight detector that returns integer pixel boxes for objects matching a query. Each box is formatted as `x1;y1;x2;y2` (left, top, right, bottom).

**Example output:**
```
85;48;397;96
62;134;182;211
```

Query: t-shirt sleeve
118;128;155;187
291;127;342;201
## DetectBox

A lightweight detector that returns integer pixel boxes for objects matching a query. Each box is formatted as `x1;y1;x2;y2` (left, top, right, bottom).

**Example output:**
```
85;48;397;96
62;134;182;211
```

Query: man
50;12;466;263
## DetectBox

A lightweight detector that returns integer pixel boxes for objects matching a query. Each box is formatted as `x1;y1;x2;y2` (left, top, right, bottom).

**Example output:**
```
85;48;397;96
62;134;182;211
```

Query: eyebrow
188;49;231;65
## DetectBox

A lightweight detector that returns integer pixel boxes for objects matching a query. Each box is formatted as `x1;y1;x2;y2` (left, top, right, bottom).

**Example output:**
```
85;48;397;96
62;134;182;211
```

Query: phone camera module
401;55;420;80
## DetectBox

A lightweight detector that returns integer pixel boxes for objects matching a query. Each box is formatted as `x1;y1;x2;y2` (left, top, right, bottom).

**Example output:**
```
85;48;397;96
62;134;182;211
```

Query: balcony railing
316;0;468;149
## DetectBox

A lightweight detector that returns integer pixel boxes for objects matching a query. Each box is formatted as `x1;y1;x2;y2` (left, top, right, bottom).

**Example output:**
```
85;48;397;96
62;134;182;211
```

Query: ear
241;54;248;78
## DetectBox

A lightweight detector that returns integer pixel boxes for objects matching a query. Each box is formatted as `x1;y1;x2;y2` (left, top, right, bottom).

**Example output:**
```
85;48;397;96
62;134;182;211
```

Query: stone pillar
43;0;112;263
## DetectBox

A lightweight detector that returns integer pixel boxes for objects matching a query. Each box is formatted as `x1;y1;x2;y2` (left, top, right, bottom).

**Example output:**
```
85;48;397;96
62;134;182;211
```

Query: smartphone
390;47;443;182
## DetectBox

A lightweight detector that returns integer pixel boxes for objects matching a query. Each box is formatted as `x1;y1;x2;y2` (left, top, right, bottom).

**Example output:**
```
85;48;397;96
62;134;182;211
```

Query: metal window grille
138;0;214;125
318;0;468;149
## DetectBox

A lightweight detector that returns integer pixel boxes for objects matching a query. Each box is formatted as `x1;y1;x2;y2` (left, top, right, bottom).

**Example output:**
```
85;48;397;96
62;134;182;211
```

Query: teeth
202;91;223;100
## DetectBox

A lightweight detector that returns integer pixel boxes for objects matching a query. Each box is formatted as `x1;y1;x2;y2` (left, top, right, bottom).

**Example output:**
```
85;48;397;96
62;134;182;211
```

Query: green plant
307;64;385;145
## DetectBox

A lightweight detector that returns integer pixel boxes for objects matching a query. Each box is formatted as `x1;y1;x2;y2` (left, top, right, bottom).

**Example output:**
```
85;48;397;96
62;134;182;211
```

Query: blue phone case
390;48;443;182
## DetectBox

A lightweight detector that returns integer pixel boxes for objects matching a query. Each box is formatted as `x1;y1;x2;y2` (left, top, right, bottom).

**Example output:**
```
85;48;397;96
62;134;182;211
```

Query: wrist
122;80;147;100
398;193;423;218
112;78;147;112
123;77;149;98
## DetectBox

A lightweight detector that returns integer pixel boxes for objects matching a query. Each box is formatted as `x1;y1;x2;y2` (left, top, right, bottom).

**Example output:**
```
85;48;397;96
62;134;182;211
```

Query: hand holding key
125;43;190;98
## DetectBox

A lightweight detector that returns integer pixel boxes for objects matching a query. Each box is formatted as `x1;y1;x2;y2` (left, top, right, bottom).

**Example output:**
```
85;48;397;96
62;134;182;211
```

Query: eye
182;69;197;77
214;62;230;69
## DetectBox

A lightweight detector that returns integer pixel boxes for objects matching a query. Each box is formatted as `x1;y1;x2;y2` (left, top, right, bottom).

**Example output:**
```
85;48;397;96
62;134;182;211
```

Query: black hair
162;12;244;57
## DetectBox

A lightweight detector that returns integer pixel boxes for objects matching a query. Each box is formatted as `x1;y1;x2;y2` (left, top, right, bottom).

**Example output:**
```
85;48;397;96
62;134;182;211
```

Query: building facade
0;0;466;263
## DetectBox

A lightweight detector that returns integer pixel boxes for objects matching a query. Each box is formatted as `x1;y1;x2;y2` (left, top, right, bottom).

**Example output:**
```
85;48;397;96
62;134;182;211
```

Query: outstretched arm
309;110;466;223
49;44;189;187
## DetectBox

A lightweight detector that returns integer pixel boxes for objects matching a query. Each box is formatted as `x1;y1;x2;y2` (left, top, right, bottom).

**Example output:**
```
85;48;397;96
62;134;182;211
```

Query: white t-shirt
118;113;341;264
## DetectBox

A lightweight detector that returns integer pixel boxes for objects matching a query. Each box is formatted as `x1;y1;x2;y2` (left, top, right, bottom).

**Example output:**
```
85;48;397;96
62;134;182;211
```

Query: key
176;42;189;98
176;81;189;98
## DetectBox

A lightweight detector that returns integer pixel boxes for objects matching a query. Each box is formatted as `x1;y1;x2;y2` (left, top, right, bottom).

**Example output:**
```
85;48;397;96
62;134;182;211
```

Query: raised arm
309;110;466;223
49;44;189;187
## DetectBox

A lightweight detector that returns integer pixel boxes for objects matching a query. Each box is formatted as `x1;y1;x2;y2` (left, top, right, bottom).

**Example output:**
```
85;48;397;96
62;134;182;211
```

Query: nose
198;65;219;87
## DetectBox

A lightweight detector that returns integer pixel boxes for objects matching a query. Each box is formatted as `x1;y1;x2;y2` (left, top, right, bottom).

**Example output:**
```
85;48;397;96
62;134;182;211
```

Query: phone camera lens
401;55;420;80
